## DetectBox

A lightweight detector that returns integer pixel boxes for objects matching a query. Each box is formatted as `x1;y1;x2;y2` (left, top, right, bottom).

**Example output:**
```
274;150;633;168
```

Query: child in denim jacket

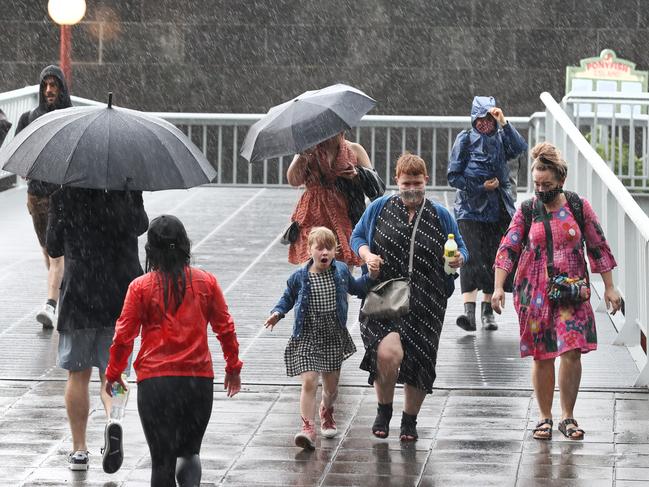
264;227;376;450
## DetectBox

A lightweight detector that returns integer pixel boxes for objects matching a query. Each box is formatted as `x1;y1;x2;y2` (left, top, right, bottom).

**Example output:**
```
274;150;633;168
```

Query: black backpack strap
563;190;590;284
537;199;555;277
520;198;534;247
563;190;586;237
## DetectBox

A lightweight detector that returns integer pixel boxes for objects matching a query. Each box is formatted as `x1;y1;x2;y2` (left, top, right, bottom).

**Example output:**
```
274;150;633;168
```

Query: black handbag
357;165;386;200
336;166;386;226
280;220;299;245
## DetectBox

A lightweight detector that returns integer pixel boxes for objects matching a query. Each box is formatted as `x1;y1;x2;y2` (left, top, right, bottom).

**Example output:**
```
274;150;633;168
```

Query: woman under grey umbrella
351;154;467;441
287;132;372;267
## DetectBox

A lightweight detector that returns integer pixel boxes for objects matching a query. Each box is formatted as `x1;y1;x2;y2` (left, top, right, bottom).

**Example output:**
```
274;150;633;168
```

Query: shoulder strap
537;199;555;277
407;199;427;276
521;198;534;246
563;190;590;283
564;190;585;236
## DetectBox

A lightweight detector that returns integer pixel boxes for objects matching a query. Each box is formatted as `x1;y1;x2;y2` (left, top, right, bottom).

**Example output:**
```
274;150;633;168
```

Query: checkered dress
285;266;356;376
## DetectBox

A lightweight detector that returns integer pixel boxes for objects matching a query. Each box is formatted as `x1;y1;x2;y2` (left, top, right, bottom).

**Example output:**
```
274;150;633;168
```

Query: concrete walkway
0;186;647;486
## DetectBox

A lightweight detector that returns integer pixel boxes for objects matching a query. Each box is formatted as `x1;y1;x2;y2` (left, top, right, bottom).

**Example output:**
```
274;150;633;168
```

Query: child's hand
264;312;281;330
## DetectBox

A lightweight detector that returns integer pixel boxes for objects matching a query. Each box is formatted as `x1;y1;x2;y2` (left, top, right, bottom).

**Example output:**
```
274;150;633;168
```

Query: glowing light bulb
48;0;86;25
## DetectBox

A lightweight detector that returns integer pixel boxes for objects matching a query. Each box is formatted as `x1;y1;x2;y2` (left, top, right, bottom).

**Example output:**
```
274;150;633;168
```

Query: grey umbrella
240;83;376;162
0;94;216;191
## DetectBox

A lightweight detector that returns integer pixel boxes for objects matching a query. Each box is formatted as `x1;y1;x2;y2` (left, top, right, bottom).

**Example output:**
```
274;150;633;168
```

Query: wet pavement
0;186;647;486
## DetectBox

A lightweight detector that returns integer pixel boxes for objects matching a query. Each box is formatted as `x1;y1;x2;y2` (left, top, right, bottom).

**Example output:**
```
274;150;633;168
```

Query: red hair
395;153;428;178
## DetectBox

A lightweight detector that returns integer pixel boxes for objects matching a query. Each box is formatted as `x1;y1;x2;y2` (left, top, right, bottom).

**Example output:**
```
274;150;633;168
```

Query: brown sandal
532;418;553;440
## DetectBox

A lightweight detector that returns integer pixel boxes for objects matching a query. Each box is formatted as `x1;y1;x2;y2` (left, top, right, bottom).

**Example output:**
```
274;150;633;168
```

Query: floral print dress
495;197;616;360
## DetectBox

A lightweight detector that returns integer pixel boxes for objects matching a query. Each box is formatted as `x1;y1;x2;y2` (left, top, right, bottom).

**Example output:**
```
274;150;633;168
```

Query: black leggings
137;376;213;487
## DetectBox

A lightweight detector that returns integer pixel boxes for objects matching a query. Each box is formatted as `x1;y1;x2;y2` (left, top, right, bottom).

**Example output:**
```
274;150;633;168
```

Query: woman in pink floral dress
492;142;622;441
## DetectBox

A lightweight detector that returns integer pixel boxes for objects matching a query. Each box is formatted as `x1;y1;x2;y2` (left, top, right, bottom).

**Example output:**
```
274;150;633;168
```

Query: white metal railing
143;112;531;189
541;91;649;386
562;91;649;193
0;85;530;189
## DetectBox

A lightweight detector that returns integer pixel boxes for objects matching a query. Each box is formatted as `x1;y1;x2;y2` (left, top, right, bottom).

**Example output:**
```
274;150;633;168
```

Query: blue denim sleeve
271;272;298;317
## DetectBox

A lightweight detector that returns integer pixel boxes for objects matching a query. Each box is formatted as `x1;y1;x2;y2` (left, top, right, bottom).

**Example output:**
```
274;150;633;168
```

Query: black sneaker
101;421;123;474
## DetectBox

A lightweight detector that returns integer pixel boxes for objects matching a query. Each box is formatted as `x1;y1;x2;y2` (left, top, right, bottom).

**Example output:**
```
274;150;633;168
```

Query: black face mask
535;186;563;204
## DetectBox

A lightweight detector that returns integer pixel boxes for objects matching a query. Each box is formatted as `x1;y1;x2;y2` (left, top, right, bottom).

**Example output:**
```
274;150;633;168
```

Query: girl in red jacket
105;215;242;487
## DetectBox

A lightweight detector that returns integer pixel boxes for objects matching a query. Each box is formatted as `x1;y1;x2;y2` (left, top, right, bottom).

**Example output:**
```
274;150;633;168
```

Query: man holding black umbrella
47;187;148;471
1;89;216;474
15;65;72;329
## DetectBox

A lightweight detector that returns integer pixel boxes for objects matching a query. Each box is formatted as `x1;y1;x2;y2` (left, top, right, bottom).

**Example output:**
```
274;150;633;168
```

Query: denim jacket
271;259;374;338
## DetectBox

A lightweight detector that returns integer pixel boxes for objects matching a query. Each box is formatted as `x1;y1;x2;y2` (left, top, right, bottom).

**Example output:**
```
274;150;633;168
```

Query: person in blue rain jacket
447;96;527;332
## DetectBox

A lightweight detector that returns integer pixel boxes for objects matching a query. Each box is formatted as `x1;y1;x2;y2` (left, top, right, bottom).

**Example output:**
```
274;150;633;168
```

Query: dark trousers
137;376;213;487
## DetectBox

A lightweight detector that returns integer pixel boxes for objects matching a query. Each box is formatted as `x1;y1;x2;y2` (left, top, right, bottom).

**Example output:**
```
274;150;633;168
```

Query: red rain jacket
105;267;243;383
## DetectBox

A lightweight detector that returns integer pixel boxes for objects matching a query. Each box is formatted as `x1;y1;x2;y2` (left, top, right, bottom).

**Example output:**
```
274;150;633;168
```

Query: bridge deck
0;186;646;486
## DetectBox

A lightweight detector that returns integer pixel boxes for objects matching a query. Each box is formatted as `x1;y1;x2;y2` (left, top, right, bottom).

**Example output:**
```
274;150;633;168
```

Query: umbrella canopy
240;83;376;162
0;94;216;191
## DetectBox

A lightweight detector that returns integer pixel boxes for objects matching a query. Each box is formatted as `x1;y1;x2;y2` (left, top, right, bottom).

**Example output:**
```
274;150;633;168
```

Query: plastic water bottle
110;375;129;421
443;234;458;275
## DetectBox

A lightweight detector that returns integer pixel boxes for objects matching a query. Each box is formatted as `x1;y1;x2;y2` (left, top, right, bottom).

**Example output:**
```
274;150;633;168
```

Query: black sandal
372;403;392;438
399;412;418;442
558;418;585;440
532;418;553;440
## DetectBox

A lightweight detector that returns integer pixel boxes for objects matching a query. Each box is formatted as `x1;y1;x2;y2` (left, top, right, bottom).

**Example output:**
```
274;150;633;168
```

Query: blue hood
448;95;528;222
470;96;496;128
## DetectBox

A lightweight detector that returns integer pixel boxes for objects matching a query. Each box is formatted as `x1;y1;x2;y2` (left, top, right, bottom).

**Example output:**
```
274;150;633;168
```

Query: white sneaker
68;450;89;471
36;303;55;329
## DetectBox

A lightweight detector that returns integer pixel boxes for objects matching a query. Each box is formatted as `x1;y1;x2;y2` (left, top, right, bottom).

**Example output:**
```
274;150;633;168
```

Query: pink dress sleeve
581;199;617;273
494;207;526;274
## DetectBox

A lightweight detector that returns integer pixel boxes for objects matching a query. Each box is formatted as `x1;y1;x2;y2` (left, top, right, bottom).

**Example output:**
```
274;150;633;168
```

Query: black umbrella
240;83;376;162
0;93;216;191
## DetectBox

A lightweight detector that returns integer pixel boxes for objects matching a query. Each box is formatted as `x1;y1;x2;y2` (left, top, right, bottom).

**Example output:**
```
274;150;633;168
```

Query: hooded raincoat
447;96;527;222
15;65;72;197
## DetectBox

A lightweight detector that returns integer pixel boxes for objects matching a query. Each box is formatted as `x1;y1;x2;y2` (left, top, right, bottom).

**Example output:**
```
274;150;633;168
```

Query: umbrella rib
117;111;189;188
23;111;97;183
60;110;105;186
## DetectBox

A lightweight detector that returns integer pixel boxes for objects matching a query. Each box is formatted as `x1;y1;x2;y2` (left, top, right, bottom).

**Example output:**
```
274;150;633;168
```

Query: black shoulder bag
336;166;386;226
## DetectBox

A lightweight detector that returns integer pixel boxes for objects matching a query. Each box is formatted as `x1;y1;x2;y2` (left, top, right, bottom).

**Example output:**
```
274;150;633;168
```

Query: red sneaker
294;417;316;450
319;405;337;438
